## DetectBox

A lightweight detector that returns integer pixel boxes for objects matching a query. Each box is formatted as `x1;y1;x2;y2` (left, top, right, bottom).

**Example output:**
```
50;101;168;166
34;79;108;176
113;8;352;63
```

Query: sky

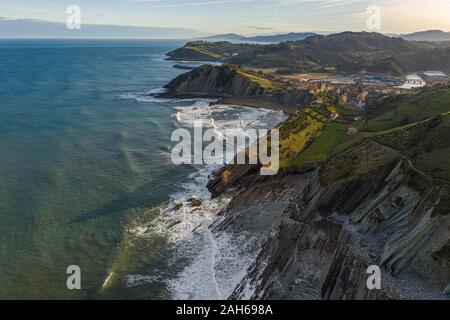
0;0;449;35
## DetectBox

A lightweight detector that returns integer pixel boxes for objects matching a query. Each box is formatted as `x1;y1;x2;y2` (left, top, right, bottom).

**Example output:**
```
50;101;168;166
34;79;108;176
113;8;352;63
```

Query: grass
336;106;363;117
364;88;450;132
278;109;326;167
277;93;356;168
277;87;450;177
367;110;450;137
272;86;450;218
182;41;238;60
288;122;354;166
417;147;450;182
248;68;280;75
184;45;225;59
319;139;401;185
280;72;331;80
371;112;450;184
236;69;287;92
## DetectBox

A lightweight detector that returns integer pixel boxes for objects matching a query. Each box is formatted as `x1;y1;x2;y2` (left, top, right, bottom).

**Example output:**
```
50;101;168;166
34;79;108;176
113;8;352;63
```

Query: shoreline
154;64;449;300
156;92;296;114
160;99;289;299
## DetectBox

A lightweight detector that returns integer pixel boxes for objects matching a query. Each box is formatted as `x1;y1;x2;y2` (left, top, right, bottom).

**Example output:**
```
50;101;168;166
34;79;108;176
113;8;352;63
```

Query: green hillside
167;41;255;61
364;88;450;132
168;32;450;75
290;122;353;165
282;87;450;171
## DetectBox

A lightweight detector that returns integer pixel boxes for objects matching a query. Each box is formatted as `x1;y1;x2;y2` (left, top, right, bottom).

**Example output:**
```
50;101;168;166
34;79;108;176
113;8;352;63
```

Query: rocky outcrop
167;47;220;62
161;65;313;112
163;65;277;98
207;164;259;198
278;89;314;107
208;139;450;300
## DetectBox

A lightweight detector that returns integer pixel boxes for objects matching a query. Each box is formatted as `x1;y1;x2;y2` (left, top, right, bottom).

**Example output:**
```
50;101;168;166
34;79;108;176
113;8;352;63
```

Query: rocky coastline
206;142;449;300
156;64;314;114
159;59;450;300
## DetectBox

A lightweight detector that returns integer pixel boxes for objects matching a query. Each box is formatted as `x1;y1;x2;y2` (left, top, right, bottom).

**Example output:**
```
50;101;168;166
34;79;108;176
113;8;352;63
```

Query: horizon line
1;17;448;35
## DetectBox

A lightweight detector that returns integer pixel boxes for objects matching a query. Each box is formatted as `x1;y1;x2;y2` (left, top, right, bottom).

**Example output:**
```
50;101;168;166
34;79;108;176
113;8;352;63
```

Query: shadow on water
71;166;192;224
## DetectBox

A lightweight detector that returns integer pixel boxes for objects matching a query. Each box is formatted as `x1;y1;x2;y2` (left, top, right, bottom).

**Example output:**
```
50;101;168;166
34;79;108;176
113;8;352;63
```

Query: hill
203;33;246;42
364;87;450;132
246;32;317;43
402;30;450;42
163;64;287;97
167;41;251;61
160;64;313;112
205;86;450;300
168;32;450;75
273;86;450;192
203;32;317;43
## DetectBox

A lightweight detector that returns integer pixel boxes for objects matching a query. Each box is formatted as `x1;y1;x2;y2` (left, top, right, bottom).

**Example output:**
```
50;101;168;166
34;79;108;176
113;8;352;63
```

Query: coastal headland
160;31;450;300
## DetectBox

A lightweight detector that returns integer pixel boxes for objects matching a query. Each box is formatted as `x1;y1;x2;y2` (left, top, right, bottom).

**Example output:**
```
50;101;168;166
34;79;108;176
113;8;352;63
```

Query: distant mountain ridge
206;30;450;44
204;32;318;43
203;33;246;41
0;18;200;39
169;32;450;76
402;30;450;42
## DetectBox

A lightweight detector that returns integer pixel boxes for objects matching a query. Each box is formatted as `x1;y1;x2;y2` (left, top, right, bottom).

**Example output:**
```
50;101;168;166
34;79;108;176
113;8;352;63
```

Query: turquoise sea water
0;40;191;299
0;40;286;300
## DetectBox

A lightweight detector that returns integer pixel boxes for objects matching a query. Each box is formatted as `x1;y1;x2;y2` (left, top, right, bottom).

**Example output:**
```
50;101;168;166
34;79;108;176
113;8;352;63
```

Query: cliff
164;64;286;97
162;65;313;112
167;46;222;62
160;54;449;299
167;41;239;61
207;105;450;300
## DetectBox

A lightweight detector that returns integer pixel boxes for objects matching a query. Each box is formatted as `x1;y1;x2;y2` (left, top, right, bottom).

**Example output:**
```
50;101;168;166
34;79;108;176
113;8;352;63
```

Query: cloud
126;0;253;8
245;25;275;31
277;0;363;7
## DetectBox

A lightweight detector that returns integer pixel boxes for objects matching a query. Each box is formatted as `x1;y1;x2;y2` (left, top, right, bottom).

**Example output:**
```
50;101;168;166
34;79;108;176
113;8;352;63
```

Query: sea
0;39;286;299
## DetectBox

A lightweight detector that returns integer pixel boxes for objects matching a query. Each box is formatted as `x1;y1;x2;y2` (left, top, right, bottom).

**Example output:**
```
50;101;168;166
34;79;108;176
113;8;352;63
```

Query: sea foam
125;97;287;299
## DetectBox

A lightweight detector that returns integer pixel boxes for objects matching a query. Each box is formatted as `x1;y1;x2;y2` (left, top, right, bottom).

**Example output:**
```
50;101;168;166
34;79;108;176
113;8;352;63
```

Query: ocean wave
174;102;285;130
123;274;166;288
119;87;170;102
128;162;229;244
119;89;219;105
168;229;262;300
125;100;288;299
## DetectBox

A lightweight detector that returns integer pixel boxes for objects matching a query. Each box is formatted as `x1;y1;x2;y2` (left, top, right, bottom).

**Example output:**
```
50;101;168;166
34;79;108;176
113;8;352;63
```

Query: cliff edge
161;64;313;112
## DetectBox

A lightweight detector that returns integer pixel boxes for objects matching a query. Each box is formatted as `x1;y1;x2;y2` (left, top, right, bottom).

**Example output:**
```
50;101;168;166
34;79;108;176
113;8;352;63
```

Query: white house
395;74;426;90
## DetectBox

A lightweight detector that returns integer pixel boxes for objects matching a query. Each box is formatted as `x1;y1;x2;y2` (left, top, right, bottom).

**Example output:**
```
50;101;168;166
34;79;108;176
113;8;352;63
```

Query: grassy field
278;93;357;167
278;108;327;167
184;44;226;60
364;88;450;132
274;86;450;219
236;68;287;92
280;72;331;81
248;68;281;75
280;88;450;169
336;106;363;117
288;122;354;166
373;112;450;183
182;41;237;60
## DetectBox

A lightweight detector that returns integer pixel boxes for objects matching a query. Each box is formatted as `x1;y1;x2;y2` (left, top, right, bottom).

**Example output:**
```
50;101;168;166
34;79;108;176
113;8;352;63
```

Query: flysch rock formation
208;139;450;300
159;65;313;112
